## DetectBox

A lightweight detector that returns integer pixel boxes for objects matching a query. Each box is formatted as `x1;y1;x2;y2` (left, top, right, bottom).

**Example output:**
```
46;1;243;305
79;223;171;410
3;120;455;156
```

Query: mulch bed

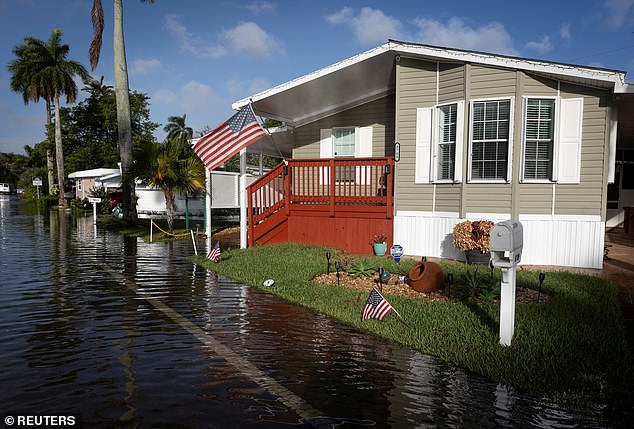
313;272;549;304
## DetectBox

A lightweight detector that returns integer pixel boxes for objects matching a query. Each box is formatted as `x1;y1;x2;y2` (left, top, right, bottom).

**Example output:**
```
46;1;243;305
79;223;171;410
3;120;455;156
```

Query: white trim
394;211;605;268
454;100;465;183
390;42;627;91
557;97;584;184
432;100;465;183
233;41;627;110
415;107;433;184
608;106;618;183
467;97;515;183
520;95;558;183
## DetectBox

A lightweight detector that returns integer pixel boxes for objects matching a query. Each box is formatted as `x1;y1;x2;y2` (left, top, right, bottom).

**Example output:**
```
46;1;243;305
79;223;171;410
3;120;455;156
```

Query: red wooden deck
247;157;394;254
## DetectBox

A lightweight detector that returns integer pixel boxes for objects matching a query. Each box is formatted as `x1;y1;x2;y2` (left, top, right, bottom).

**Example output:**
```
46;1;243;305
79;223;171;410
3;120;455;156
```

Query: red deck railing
247;157;394;246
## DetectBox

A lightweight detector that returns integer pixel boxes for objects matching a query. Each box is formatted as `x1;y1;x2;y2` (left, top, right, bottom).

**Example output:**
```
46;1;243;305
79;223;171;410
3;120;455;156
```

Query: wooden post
284;163;290;217
386;158;393;219
329;159;335;217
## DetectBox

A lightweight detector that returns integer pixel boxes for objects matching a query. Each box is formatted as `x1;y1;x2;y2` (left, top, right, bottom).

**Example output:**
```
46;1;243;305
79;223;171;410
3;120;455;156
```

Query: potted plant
371;232;388;256
452;220;494;264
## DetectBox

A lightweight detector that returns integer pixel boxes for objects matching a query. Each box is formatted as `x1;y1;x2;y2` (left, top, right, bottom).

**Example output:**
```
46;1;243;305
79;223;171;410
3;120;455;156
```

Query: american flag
207;241;221;262
193;105;267;171
362;288;394;321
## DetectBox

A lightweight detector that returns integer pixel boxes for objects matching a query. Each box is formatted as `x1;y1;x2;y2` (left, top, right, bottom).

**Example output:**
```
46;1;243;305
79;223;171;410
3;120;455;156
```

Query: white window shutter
454;101;465;182
320;129;332;185
415;107;433;184
557;98;583;184
355;126;373;157
355;126;373;184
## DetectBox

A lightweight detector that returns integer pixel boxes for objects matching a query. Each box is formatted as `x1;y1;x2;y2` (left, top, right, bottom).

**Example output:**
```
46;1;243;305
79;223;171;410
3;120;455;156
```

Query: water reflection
0;198;629;428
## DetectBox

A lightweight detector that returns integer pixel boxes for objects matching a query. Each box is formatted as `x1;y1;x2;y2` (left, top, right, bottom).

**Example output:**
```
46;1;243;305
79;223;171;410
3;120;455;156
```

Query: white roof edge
232;43;393;110
68;168;120;179
233;41;628;111
391;41;627;88
615;82;634;93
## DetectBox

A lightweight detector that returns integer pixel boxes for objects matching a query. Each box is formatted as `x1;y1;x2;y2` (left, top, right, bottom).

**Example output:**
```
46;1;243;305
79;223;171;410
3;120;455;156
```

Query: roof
68;168;120;179
234;40;631;128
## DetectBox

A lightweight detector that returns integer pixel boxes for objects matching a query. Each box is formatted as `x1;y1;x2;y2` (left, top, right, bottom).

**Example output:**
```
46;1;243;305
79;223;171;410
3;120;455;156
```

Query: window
436;104;457;180
470;99;511;180
319;126;373;185
523;98;555;180
415;101;464;184
333;127;355;182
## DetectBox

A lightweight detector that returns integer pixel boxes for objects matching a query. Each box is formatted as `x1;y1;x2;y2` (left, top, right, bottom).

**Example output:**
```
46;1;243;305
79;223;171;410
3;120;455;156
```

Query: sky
2;0;634;155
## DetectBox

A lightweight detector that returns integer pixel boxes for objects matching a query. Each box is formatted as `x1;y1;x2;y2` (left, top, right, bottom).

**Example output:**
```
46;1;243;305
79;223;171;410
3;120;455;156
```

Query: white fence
136;171;256;219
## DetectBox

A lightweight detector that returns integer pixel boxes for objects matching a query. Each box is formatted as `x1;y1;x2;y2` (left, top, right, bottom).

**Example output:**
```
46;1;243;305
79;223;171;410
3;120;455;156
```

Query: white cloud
164;14;280;60
130;59;162;77
525;36;553;54
326;7;402;46
221;22;282;59
226;77;271;100
165;14;227;59
152;80;222;112
413;17;517;56
245;1;276;14
605;0;634;28
560;23;572;40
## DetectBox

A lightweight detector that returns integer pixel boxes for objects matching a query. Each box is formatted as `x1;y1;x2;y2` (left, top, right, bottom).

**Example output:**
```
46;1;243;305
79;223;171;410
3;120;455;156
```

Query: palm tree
164;114;193;145
9;37;55;195
133;139;205;232
8;30;89;206
90;0;155;221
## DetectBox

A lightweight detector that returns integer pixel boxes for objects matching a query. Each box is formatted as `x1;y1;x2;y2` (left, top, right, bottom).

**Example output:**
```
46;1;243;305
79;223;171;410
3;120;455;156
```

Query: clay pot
408;261;444;293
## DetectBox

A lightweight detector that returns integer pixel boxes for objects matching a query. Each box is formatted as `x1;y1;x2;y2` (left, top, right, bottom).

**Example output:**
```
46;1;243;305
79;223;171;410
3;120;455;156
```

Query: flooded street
0;196;627;428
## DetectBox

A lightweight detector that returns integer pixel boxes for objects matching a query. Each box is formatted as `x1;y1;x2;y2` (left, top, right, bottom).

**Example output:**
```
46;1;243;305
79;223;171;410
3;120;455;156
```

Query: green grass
197;242;634;411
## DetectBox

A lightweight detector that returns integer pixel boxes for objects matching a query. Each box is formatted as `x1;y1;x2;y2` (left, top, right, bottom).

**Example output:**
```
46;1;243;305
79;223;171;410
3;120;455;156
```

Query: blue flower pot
373;242;387;256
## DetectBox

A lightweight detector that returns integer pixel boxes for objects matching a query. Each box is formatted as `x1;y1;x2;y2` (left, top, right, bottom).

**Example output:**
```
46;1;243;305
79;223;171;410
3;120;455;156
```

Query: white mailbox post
88;197;101;224
490;220;523;346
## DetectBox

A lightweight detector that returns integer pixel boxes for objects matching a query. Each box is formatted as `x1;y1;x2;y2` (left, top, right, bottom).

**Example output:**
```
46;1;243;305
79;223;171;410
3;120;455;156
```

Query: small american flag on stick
362;288;394;321
207;241;221;262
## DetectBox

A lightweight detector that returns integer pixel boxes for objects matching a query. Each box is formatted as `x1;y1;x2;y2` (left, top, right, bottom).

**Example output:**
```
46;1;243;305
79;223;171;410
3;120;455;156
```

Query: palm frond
89;0;104;71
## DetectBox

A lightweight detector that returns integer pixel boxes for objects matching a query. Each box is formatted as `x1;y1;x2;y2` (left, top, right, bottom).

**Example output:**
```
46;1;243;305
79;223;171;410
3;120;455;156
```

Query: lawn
197;242;634;411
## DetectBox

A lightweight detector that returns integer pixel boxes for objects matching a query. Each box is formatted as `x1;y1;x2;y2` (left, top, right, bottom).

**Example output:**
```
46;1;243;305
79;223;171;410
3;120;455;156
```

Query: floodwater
0;195;629;428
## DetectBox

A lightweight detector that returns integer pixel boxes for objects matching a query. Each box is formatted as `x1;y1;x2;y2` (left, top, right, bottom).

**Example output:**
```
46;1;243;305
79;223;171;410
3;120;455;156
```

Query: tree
8;35;54;195
132;139;205;232
8;29;89;207
60;82;158;174
90;0;155;221
164;114;193;144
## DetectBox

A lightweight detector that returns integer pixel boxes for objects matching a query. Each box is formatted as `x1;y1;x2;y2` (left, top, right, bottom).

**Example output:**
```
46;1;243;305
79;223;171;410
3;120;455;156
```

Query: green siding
523;74;558;96
470;66;516;98
464;184;512;214
438;63;464;103
394;59;611;219
394;58;437;212
434;184;461;212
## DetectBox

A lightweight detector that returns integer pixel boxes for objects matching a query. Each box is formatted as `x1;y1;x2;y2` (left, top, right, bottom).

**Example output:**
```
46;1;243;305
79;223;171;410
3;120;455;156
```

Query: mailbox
490;220;523;268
